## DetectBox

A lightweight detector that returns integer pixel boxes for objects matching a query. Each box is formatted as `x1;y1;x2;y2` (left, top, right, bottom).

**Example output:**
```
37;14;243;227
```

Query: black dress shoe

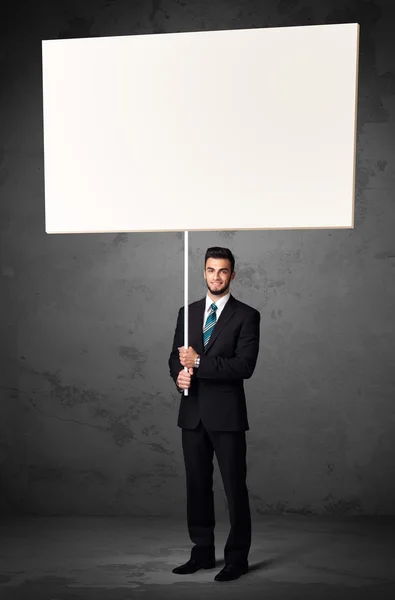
172;557;216;574
214;563;248;582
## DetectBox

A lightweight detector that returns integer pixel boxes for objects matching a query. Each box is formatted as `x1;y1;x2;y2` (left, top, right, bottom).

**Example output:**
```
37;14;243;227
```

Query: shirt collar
205;292;230;313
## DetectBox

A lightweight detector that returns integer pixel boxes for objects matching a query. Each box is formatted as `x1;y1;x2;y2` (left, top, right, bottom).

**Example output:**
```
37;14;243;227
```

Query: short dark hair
204;247;235;273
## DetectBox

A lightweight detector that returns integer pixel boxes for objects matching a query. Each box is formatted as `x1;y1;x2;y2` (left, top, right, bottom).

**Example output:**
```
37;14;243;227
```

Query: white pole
184;230;189;396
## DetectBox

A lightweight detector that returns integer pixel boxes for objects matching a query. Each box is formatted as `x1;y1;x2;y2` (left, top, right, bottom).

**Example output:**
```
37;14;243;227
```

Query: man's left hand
178;346;198;369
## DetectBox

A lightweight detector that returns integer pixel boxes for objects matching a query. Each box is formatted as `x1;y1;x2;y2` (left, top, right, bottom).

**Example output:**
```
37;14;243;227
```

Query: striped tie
203;303;218;348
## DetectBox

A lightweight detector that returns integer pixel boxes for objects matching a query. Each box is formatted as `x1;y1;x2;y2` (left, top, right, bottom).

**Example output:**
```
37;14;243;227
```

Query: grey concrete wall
1;0;394;516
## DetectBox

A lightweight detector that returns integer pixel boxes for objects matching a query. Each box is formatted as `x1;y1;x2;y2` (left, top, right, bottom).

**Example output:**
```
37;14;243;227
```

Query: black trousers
181;419;251;566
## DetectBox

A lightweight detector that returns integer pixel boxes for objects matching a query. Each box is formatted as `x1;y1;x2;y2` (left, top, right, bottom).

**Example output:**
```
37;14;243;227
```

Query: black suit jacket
168;294;260;431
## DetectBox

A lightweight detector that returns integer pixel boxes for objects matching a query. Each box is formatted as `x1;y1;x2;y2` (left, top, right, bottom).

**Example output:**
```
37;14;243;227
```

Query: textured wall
1;0;394;516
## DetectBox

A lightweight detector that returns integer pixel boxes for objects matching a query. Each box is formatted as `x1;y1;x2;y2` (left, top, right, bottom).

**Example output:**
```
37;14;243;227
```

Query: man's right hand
177;367;194;390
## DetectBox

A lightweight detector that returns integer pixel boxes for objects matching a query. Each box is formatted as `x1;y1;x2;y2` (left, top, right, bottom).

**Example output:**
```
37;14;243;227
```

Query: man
168;246;260;582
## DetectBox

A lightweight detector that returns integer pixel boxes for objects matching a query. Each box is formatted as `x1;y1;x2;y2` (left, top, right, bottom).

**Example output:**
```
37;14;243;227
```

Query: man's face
204;258;235;297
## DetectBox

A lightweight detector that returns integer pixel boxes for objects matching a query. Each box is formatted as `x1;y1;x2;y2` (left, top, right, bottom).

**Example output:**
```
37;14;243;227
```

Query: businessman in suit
168;247;260;582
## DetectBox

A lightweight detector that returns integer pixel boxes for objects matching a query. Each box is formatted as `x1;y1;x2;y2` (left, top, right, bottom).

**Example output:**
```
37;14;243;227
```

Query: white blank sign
42;23;359;234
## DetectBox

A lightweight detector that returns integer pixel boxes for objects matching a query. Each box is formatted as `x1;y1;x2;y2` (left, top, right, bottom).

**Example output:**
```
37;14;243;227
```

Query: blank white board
42;23;359;233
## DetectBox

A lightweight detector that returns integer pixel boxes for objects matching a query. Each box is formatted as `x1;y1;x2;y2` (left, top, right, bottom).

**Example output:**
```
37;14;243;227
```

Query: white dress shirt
203;292;230;330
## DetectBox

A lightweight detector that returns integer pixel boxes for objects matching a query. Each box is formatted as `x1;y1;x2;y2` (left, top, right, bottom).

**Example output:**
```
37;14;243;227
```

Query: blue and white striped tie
203;303;218;348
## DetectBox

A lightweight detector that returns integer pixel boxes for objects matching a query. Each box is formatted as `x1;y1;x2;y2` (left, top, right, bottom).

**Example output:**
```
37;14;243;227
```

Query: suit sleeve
196;309;260;380
168;307;185;392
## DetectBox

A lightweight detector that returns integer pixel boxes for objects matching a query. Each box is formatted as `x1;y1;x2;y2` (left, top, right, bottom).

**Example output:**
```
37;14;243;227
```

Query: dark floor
0;515;394;599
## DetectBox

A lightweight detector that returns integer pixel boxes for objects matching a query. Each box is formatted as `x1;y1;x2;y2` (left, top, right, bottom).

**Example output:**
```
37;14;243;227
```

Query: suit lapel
191;299;206;356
